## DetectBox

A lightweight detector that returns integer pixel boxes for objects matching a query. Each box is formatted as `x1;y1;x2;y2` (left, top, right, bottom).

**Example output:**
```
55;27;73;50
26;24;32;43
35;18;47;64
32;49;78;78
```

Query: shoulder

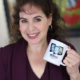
0;42;15;59
0;40;18;57
61;40;76;51
0;38;26;54
0;43;15;54
0;41;16;67
0;38;26;65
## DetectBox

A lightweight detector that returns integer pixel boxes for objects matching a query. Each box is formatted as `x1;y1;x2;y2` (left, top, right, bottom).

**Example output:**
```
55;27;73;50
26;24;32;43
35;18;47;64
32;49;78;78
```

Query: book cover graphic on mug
49;43;63;59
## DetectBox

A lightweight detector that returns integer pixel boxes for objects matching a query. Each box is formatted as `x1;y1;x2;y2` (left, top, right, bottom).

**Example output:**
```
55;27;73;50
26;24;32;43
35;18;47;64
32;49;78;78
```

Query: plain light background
0;0;10;47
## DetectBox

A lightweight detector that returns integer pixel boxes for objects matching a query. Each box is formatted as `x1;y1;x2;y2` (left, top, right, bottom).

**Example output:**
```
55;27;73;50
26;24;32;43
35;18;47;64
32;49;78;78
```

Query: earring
50;25;53;29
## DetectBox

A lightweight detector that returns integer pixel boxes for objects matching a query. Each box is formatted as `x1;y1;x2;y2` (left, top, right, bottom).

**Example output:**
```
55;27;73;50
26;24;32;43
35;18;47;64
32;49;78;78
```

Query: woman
0;0;80;80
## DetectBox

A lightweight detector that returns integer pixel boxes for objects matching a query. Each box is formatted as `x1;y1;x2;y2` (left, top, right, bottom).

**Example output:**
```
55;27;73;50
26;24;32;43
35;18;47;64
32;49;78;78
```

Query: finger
67;49;80;58
64;55;80;68
64;57;78;66
65;57;74;64
67;53;78;61
67;53;80;64
63;59;72;67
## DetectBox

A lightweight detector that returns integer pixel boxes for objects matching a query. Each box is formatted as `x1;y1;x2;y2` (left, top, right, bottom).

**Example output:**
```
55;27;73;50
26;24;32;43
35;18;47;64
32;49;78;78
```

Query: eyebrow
34;16;43;19
19;16;43;20
19;17;27;20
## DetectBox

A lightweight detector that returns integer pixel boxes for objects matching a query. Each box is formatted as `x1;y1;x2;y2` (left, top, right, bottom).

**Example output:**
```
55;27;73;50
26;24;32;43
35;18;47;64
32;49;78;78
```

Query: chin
26;39;41;45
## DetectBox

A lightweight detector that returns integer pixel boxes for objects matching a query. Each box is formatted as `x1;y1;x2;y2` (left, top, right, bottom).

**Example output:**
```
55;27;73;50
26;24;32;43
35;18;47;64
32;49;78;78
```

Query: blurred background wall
55;0;80;53
68;37;80;53
0;0;80;53
0;0;10;47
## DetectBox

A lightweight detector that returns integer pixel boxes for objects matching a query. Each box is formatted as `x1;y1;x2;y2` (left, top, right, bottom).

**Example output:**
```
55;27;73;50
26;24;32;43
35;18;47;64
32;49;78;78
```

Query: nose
28;22;35;32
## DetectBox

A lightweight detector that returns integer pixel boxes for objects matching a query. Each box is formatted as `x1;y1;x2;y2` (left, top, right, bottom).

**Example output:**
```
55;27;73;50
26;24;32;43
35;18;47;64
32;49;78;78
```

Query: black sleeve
0;48;6;80
0;44;14;80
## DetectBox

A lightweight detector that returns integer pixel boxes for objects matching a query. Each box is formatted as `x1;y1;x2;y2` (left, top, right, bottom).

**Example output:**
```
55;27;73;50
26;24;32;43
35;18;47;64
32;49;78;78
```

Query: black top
0;39;78;80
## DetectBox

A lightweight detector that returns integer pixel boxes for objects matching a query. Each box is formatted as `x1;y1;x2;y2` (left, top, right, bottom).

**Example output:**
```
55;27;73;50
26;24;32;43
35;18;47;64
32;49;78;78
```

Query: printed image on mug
50;43;63;55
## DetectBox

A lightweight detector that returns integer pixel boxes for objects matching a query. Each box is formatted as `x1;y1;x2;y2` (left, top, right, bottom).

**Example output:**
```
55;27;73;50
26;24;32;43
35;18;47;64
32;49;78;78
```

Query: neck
27;40;48;55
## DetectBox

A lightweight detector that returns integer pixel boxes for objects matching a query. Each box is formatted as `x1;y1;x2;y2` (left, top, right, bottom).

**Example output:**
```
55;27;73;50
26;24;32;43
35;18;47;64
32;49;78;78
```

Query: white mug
43;39;68;66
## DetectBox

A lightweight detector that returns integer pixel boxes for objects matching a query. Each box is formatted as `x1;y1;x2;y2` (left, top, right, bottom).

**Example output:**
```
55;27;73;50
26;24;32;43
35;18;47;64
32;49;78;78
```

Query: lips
27;32;40;39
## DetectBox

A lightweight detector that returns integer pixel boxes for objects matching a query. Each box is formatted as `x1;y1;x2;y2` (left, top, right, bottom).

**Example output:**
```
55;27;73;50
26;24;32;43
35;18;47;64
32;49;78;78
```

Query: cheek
19;23;27;33
40;23;49;31
19;25;25;33
38;20;49;31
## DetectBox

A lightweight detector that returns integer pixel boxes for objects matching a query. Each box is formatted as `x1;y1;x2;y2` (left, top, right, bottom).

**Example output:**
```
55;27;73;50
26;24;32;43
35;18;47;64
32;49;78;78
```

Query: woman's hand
63;47;80;80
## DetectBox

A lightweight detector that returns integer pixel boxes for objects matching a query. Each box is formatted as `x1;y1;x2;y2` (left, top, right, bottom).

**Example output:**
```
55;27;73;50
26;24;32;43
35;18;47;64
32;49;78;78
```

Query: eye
20;18;28;23
35;18;41;22
21;19;28;23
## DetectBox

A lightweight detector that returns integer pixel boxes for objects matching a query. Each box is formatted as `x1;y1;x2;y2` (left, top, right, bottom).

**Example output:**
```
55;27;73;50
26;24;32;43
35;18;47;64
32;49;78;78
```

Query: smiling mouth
27;32;40;39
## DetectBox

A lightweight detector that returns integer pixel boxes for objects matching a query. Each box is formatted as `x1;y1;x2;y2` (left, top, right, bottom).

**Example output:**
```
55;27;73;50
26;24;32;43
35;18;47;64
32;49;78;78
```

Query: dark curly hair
10;0;67;43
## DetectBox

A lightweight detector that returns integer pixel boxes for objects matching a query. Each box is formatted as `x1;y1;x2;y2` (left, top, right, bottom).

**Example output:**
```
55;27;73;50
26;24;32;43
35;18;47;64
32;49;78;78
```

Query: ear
48;14;52;26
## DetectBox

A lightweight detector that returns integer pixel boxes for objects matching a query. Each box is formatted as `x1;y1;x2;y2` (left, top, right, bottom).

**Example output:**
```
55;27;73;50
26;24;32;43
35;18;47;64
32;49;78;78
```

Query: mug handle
60;62;66;66
60;48;70;66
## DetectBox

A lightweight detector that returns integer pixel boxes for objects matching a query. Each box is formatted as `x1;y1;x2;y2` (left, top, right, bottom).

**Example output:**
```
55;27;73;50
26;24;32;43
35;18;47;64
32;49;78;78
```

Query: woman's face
19;4;52;45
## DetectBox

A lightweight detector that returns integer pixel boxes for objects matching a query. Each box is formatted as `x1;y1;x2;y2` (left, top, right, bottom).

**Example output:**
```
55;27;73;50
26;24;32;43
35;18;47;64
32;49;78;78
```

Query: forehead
20;4;43;15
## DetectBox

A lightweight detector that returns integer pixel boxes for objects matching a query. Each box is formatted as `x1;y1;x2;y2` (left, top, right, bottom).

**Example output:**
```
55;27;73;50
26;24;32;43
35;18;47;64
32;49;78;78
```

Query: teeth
29;34;36;37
